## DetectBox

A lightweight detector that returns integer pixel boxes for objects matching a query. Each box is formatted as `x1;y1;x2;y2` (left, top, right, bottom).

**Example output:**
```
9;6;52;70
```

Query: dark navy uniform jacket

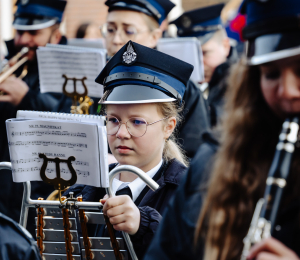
144;132;218;260
178;80;210;159
0;213;41;260
0;38;67;238
144;131;300;259
65;158;187;260
207;47;238;127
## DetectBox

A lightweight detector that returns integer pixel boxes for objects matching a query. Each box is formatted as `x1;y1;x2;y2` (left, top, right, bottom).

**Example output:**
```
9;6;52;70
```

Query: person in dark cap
0;0;67;238
64;40;193;260
102;0;175;58
144;0;300;259
100;0;210;159
0;213;41;260
172;3;238;128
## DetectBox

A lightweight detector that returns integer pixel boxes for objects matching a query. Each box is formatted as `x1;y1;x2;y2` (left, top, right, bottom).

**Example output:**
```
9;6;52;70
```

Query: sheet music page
6;119;102;187
98;126;109;187
157;38;204;83
37;45;106;98
17;110;104;126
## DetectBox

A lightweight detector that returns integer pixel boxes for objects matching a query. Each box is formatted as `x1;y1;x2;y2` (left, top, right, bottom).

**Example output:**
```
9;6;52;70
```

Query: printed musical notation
37;45;106;98
12;167;90;177
11;158;89;166
11;130;87;138
8;141;87;149
6;118;104;186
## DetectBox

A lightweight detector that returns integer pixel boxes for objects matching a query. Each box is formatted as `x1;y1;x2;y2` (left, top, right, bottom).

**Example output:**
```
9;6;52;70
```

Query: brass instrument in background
241;117;299;260
71;96;94;114
0;47;29;95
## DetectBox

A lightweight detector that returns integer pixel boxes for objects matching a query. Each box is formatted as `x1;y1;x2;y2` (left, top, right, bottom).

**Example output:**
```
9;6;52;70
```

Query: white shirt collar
112;159;163;202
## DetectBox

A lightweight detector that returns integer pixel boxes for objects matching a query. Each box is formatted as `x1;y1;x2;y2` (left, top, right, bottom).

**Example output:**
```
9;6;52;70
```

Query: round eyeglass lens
126;117;147;137
106;116;120;135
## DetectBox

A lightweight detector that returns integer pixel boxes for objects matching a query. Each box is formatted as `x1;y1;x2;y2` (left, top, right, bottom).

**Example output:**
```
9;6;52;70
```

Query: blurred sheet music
37;44;107;98
68;38;105;49
157;37;204;83
6;115;108;187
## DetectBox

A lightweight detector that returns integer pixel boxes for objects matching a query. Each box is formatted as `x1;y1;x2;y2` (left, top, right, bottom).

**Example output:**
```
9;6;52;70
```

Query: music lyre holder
62;74;93;115
62;74;88;104
39;154;77;202
0;162;160;260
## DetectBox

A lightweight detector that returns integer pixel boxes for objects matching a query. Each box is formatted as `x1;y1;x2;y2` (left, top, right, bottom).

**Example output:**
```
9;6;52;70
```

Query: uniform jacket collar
64;158;187;203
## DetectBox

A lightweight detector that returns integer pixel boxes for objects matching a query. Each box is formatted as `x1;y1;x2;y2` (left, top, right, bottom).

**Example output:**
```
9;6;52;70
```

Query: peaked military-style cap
241;0;300;65
105;0;175;25
95;41;194;104
13;0;67;31
171;4;224;45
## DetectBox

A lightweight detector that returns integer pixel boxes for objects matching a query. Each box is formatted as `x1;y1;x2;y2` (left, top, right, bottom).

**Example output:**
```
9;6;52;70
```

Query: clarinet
241;117;299;260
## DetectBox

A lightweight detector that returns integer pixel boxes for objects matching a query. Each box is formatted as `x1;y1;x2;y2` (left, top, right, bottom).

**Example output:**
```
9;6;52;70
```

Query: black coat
207;47;238;127
0;38;67;238
64;158;187;259
144;132;300;259
177;80;210;159
0;213;41;260
144;132;218;260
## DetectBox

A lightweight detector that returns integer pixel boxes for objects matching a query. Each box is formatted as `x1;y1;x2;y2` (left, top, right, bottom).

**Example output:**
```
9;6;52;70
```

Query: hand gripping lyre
39;153;77;191
107;165;160;260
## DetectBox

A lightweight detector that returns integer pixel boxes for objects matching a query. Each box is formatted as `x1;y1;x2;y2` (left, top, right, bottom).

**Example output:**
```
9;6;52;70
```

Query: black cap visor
13;16;57;30
246;31;300;65
99;85;176;104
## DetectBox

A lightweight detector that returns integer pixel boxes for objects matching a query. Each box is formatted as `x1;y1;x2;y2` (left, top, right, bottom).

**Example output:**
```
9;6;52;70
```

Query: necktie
116;186;132;199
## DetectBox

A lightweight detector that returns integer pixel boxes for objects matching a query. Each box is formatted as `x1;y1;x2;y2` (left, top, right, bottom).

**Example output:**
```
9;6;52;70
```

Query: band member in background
1;0;67;109
65;41;193;259
145;0;300;259
0;213;41;260
100;0;210;159
172;4;238;127
0;0;67;238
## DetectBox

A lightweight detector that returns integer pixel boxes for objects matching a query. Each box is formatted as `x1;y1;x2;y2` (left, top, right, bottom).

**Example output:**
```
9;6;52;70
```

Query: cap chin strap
103;72;182;100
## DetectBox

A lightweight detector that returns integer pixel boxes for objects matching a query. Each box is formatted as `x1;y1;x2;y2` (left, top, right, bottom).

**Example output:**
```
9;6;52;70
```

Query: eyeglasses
105;116;168;137
101;23;149;40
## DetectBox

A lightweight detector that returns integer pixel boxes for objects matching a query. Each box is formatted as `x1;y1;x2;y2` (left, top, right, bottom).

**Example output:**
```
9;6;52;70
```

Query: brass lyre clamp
39;153;77;204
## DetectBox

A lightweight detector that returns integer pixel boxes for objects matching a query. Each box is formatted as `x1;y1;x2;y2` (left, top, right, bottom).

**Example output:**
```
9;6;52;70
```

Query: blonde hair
99;96;189;167
157;102;189;167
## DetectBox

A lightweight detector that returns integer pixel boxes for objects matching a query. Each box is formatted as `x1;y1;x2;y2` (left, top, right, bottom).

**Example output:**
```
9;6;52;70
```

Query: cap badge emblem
123;42;137;65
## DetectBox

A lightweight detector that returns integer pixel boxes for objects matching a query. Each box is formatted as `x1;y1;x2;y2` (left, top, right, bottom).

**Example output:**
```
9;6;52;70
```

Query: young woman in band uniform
66;40;194;259
145;0;300;259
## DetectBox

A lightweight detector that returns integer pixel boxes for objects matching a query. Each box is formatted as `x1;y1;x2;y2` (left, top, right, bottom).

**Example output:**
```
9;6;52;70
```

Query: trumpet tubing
0;47;29;95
